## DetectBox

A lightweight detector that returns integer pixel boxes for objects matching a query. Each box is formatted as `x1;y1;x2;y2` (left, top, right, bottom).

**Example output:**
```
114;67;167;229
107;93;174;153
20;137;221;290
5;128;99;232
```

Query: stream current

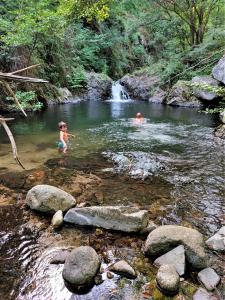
0;99;224;299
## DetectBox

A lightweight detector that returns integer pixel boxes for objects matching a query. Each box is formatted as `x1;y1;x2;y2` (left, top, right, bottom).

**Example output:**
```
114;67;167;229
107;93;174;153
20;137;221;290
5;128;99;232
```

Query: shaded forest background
0;0;225;90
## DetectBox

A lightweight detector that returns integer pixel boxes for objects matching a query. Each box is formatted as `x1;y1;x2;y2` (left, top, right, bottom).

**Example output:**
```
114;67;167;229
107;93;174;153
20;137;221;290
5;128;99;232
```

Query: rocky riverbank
0;155;224;299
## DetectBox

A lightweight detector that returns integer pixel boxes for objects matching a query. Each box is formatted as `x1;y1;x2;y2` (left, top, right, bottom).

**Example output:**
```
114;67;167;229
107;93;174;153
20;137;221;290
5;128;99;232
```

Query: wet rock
120;73;160;100
191;76;220;101
49;250;70;264
156;264;180;294
84;72;112;101
109;260;136;278
193;288;217;300
107;271;114;279
140;221;158;234
62;246;100;288
64;206;149;232
26;184;76;213
206;226;225;251
51;210;63;228
220;110;225;124
214;124;225;139
149;88;167;103
197;267;220;291
144;225;207;269
212;56;225;84
58;87;73;102
166;80;202;107
154;245;185;276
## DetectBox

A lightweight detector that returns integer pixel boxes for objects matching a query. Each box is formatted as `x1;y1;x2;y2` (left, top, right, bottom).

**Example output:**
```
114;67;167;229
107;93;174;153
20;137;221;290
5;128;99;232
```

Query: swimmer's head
136;112;142;119
58;121;67;129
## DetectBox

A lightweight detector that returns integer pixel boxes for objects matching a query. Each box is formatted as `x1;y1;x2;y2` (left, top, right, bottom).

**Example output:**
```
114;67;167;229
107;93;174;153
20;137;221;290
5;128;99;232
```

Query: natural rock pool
0;101;224;299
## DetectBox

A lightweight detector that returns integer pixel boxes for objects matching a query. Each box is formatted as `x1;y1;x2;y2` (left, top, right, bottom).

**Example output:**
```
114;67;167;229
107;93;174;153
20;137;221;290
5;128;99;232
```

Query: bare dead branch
0;118;25;169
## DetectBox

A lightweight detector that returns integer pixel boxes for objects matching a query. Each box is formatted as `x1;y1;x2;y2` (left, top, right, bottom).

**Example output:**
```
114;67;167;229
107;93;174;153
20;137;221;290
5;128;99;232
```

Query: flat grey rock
198;268;220;291
64;206;149;232
206;226;225;251
154;245;185;276
144;225;207;269
193;288;217;300
156;264;180;294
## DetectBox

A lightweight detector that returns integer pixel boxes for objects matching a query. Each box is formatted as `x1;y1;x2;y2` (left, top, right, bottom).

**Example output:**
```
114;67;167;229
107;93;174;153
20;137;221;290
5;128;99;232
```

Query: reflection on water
0;101;225;299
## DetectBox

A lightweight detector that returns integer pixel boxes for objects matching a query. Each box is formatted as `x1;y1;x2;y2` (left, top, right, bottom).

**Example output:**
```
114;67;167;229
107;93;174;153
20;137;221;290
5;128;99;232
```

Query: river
0;100;224;299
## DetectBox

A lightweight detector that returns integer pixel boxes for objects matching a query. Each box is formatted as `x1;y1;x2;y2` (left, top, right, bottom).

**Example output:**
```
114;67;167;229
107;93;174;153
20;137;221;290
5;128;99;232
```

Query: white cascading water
111;82;130;101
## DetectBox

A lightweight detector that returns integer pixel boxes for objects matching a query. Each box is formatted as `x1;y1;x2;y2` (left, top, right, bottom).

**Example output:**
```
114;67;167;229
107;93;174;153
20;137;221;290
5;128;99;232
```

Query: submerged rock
26;184;76;213
62;246;100;288
109;260;136;278
166;80;202;107
51;210;63;228
154;245;185;276
191;76;220;101
64;206;149;232
144;225;207;269
206;226;225;251
49;250;70;264
103;151;163;180
156;264;180;294
212;56;225;85
197;267;220;291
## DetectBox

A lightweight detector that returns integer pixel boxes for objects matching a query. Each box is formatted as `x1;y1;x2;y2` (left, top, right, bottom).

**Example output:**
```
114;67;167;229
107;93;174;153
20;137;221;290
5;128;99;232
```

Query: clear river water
0;99;224;299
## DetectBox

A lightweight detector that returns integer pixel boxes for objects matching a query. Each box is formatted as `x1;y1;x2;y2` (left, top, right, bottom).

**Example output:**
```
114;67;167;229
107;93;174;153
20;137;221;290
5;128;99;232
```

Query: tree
153;0;222;46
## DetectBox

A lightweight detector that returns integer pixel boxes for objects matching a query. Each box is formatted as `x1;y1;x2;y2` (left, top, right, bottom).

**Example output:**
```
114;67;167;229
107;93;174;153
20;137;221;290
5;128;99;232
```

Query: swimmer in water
57;121;75;153
134;112;144;124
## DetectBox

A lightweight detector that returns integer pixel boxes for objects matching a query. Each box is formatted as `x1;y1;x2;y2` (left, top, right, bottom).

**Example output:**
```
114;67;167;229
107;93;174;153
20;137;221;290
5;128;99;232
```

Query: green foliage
66;66;87;90
7;91;43;111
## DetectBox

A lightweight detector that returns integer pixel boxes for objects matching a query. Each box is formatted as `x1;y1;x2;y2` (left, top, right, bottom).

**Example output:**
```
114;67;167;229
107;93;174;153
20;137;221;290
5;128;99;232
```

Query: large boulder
64;206;149;232
62;246;100;288
84;72;112;101
58;87;73;102
191;76;220;101
26;184;76;213
144;225;207;269
166;80;202;107
212;56;225;84
120;73;160;100
149;88;167;104
156;264;180;294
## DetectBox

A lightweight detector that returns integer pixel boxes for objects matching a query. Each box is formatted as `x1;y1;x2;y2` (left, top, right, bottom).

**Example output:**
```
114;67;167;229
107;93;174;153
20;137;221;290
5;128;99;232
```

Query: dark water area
0;101;224;299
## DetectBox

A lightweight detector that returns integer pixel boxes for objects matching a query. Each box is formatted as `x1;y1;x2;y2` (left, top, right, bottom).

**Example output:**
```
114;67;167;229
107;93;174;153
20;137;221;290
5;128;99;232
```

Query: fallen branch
9;64;41;75
0;80;27;117
0;72;48;83
0;117;25;169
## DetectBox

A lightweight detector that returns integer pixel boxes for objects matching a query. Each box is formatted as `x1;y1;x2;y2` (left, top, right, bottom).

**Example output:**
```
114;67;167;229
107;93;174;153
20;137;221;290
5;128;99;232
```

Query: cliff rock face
191;76;220;101
120;73;160;100
165;80;202;108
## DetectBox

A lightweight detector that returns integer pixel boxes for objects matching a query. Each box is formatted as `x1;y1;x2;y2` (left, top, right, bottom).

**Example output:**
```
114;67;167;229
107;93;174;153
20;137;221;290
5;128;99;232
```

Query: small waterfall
111;82;130;101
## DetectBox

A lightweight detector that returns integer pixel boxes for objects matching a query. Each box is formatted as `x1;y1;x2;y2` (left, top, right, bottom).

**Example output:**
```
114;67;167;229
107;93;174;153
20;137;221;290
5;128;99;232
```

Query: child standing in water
134;112;144;124
58;121;74;153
